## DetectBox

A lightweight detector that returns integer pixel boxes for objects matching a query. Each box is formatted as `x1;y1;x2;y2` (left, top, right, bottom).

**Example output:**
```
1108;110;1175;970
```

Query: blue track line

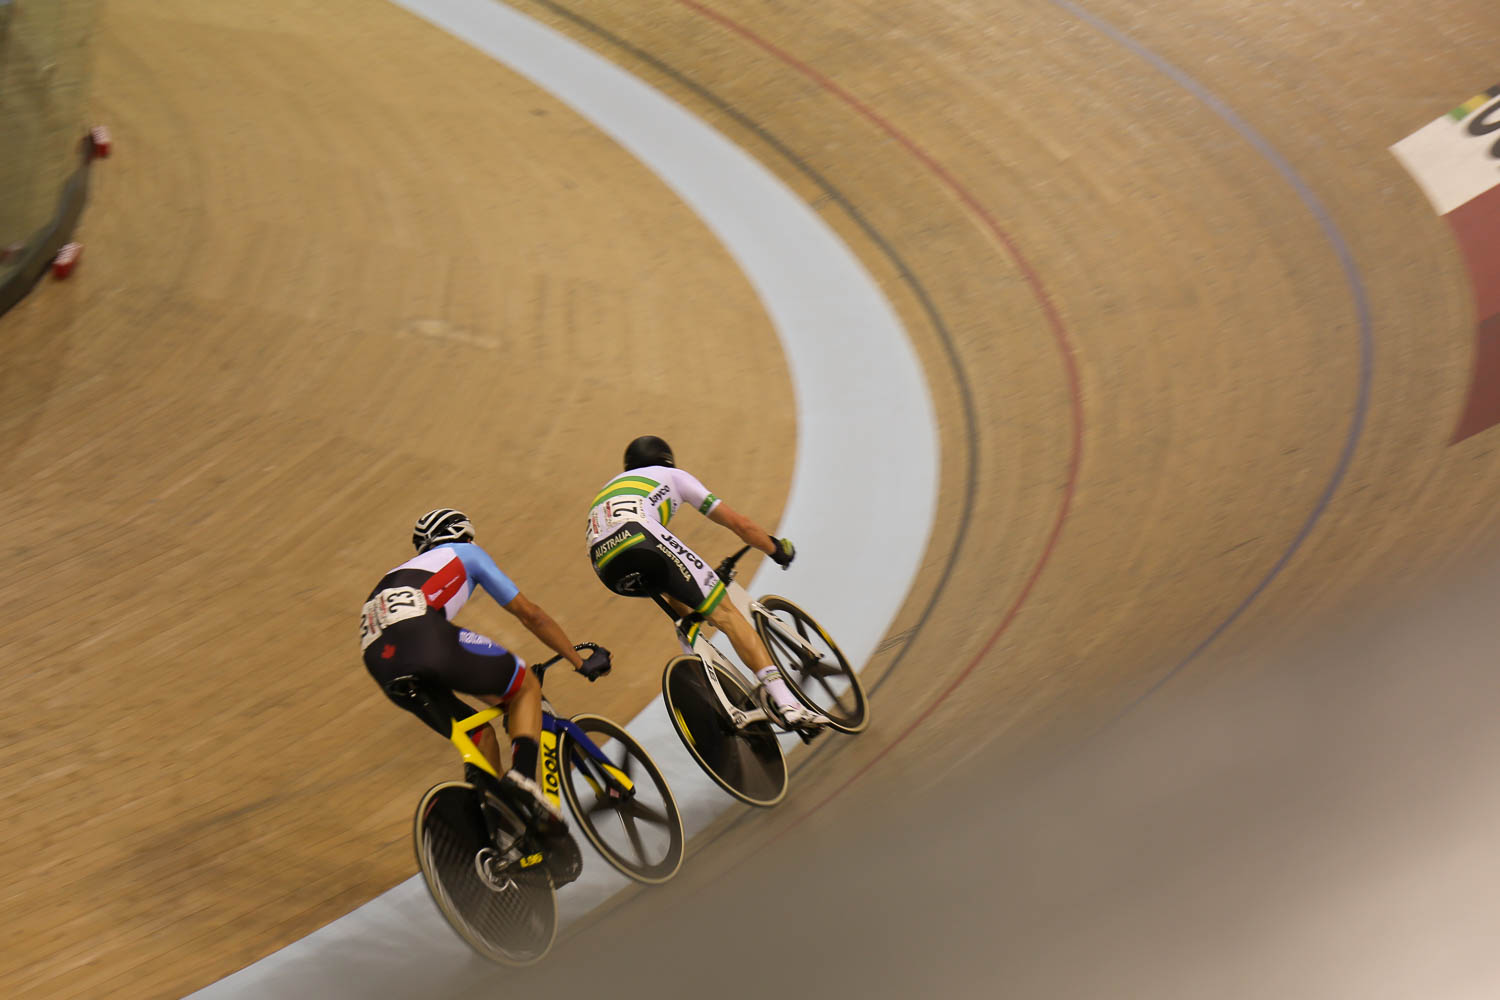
1046;0;1378;714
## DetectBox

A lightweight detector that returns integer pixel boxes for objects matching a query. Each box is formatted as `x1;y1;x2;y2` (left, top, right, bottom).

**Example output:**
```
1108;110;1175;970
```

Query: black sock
510;737;539;779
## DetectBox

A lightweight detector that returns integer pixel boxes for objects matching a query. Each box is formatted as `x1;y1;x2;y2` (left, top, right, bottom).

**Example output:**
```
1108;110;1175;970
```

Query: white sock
756;666;796;708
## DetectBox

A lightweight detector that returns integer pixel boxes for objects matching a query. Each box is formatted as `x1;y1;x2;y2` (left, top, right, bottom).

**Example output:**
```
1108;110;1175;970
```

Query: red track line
676;1;1085;838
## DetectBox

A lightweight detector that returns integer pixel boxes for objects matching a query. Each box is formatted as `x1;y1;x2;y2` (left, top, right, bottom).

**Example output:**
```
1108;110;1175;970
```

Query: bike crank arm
727;706;772;729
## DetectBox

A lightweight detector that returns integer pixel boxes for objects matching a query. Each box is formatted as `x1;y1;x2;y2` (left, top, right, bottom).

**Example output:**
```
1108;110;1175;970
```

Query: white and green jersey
586;465;722;543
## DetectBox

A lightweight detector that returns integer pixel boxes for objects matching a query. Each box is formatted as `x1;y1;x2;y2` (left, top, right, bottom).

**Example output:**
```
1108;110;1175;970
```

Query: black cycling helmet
623;435;674;470
412;507;474;553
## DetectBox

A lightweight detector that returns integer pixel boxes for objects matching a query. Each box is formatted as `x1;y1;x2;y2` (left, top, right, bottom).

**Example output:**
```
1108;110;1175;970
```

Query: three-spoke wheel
753;596;868;734
412;781;557;966
558;714;685;884
661;654;788;807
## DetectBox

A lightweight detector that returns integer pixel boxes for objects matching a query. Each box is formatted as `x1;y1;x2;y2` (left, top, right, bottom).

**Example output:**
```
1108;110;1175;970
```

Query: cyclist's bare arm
503;592;585;669
707;501;777;555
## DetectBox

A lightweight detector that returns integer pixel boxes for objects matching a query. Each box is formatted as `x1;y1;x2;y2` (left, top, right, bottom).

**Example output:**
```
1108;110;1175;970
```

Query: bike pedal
796;725;823;745
529;804;569;835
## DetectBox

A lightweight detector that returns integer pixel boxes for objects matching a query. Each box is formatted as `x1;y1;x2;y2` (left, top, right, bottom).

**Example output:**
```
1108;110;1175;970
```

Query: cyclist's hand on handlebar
770;537;796;569
575;646;613;682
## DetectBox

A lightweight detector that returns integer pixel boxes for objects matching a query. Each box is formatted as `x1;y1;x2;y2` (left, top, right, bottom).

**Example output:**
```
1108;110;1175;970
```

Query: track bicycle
390;643;685;965
656;546;868;808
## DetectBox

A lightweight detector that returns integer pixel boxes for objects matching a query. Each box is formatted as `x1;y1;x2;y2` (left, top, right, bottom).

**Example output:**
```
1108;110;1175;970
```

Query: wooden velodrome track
3;0;1498;996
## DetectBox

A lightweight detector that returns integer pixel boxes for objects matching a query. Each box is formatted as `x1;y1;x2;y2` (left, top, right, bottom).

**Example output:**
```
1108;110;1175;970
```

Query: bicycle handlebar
532;642;604;683
716;545;753;582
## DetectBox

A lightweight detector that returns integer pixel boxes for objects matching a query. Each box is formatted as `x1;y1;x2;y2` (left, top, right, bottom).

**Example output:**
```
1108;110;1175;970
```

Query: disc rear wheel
662;654;787;807
412;781;557;965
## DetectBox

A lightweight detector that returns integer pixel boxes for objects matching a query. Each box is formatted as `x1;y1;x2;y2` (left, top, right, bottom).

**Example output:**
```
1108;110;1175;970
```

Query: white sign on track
1390;84;1500;216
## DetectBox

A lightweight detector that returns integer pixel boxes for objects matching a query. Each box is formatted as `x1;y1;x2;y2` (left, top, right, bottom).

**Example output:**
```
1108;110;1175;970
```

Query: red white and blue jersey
360;543;521;650
375;542;520;618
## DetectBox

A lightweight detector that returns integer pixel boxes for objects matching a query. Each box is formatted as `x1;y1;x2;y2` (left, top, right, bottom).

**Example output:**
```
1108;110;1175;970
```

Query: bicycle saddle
384;675;460;734
385;675;423;700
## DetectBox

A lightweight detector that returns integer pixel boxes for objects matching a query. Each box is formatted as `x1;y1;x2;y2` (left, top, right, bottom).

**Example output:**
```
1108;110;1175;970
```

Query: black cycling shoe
542;831;584;887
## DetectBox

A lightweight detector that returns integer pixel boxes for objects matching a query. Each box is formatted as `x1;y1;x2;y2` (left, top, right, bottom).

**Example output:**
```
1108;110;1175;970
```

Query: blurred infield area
509;551;1500;1000
0;0;100;313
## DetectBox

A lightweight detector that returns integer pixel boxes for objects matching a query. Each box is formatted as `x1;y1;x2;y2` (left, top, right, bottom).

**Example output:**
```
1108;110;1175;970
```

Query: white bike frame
677;579;822;731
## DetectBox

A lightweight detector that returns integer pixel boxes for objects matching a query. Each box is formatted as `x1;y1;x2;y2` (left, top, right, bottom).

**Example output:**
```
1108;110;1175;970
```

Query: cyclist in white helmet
586;436;826;729
361;508;611;844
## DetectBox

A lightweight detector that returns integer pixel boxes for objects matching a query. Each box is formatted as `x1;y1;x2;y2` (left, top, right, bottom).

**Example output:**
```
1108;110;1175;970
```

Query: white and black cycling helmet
412;507;474;553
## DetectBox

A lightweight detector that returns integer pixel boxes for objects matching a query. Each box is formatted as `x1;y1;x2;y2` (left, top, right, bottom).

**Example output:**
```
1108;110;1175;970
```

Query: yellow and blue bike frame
447;701;636;812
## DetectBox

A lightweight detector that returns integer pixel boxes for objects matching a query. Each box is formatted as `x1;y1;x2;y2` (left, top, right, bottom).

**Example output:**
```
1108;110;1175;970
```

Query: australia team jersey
586;465;722;543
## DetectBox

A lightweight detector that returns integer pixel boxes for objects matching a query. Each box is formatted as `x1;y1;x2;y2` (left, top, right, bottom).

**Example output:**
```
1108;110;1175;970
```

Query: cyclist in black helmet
585;437;825;729
361;508;612;841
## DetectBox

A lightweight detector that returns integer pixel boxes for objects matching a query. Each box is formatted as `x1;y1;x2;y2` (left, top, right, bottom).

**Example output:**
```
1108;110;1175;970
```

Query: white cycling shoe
754;666;830;731
758;687;830;731
500;769;568;834
780;702;830;729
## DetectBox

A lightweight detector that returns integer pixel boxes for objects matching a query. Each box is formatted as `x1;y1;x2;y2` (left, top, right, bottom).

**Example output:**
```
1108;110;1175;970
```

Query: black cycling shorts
363;612;525;736
589;520;726;615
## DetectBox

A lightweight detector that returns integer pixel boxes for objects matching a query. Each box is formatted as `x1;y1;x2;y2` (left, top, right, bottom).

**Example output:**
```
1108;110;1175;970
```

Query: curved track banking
192;2;937;992
523;0;1078;891
517;0;1373;894
1045;0;1375;715
501;0;1500;968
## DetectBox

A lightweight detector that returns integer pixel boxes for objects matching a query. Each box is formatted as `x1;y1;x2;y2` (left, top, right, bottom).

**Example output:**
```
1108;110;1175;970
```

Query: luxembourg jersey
361;543;520;651
387;542;519;616
586;465;722;543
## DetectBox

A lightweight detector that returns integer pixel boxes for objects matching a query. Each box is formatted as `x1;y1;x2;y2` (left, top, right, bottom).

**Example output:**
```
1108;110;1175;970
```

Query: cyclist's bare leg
662;594;772;672
474;669;542;772
474;670;565;827
664;593;825;727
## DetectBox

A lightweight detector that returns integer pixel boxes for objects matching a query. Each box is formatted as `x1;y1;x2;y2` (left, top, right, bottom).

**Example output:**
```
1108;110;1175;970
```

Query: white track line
191;2;936;995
